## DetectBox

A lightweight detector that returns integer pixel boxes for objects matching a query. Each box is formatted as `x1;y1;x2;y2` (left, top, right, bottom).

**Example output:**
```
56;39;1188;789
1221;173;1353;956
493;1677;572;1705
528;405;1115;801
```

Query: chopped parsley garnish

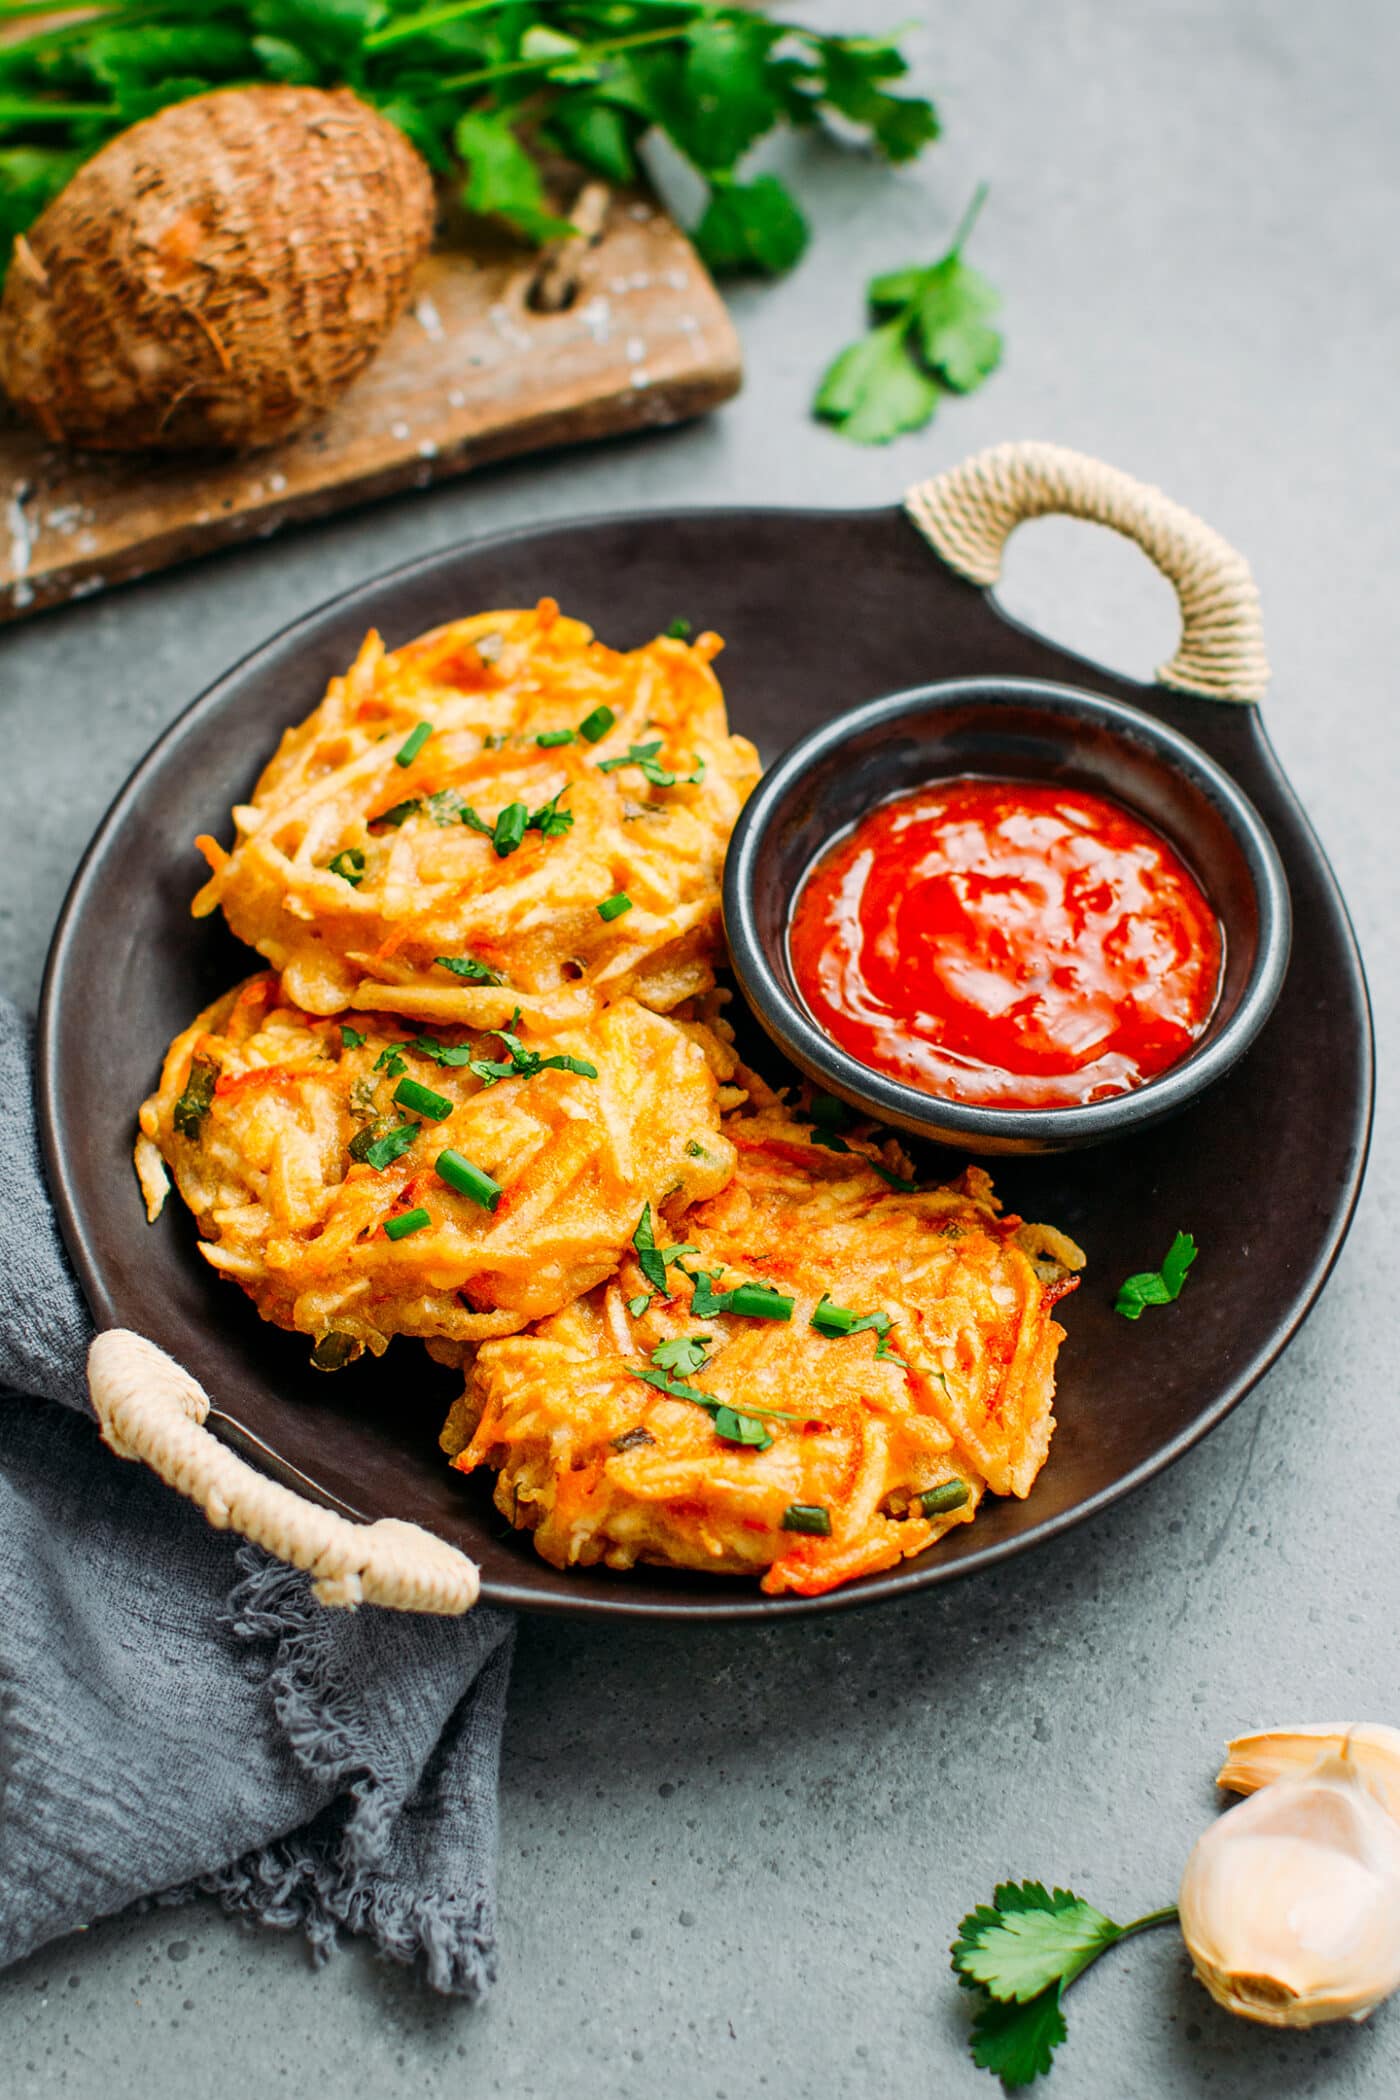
482;730;509;749
351;1122;419;1171
340;1025;366;1050
630;1337;807;1454
528;788;574;840
373;1043;408;1077
392;1076;453;1123
631;1203;669;1295
435;954;503;985
535;728;576;748
1115;1232;1198;1320
435;1149;502;1211
327;848;365;887
467;1010;598;1089
426;789;469;826
597;891;632;922
376;798;419;828
952;1881;1179;2088
384;1207;431;1242
649;1334;711;1376
810;1295;906;1364
627;1293;654;1320
173;1056;217;1140
919;1480;969;1516
781;1503;831;1536
597;740;705;789
872;1162;919;1192
394;720;433;767
577;704;615;744
807;1091;853;1152
665;617;693;639
408;1034;476;1068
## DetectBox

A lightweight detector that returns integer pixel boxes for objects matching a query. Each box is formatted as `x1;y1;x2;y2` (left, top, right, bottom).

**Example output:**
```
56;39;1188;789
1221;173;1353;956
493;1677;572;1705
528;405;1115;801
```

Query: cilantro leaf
967;1987;1068;2090
435;954;503;985
527;787;573;839
632;1203;668;1295
455;109;576;243
1115;1232;1198;1320
954;1883;1122;2002
467;1011;598;1089
680;17;779;171
695;173;809;276
173;1056;217;1141
650;1335;711;1376
817;35;940;165
814;185;1002;445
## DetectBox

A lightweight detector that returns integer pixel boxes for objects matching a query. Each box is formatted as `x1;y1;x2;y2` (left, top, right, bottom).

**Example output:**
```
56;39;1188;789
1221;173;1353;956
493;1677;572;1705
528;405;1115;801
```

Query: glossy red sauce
788;777;1222;1110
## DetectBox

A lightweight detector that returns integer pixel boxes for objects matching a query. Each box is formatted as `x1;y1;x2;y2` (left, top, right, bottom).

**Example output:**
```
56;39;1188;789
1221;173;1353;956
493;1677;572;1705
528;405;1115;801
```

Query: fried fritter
137;972;738;1364
190;601;760;1030
443;1088;1085;1596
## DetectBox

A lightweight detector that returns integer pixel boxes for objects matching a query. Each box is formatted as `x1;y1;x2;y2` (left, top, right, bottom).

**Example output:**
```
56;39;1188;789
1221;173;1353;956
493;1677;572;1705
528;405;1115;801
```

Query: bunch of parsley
0;1;939;276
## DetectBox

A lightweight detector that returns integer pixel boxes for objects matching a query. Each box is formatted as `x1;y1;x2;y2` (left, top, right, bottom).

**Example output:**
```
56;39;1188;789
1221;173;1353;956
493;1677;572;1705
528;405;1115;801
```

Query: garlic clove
1219;1725;1400;1826
1181;1748;1400;2027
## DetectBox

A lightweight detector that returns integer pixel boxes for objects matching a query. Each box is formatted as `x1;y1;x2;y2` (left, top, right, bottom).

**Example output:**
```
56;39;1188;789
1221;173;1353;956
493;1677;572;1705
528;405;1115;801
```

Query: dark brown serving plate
38;504;1374;1619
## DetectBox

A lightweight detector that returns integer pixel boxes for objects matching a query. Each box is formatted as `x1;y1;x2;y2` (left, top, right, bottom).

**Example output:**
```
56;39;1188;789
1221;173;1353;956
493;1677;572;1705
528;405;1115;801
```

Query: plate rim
36;498;1377;1620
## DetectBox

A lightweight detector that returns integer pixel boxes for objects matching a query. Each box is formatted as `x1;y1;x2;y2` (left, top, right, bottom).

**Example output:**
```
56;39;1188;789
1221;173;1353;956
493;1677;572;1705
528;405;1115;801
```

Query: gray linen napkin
0;997;514;1991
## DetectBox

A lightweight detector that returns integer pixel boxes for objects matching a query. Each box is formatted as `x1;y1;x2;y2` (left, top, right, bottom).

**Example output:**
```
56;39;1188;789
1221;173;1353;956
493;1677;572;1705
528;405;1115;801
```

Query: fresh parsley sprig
815;183;1002;444
0;6;942;284
1114;1231;1197;1321
597;740;704;789
467;1008;597;1088
630;1336;800;1450
952;1882;1178;2089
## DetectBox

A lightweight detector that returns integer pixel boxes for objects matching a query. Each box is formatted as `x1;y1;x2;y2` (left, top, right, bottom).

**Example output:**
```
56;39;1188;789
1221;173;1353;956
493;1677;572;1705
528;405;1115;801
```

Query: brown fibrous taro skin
0;85;436;452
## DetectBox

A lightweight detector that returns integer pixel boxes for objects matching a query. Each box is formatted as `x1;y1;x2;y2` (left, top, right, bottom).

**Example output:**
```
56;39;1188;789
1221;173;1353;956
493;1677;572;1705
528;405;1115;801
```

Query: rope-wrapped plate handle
88;1330;480;1614
905;440;1270;703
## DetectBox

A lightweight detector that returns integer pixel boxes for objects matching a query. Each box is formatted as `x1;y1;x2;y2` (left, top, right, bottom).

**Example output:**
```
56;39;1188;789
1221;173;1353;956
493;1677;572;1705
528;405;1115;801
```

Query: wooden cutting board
0;187;741;625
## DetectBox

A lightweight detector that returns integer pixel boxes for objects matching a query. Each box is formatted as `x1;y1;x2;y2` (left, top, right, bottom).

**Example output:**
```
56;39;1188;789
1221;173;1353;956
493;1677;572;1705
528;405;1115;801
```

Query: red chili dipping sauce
789;778;1222;1110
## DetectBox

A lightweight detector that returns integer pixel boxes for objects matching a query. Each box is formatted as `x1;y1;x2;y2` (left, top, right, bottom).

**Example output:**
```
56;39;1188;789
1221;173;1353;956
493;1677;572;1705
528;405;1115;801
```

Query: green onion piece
919;1480;970;1517
810;1296;858;1336
435;955;504;985
173;1056;217;1140
713;1406;772;1451
393;1076;452;1123
781;1503;832;1536
725;1283;794;1322
577;704;615;743
310;1333;358;1372
384;1207;431;1242
665;617;693;639
360;1123;419;1172
327;848;365;887
340;1025;366;1049
376;798;419;828
597;891;632;922
436;1148;503;1211
394;720;433;767
492;801;529;857
535;728;575;748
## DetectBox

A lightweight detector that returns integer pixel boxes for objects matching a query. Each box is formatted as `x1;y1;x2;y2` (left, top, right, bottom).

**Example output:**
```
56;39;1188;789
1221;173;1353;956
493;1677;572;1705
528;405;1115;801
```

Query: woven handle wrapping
904;440;1270;702
88;1330;480;1614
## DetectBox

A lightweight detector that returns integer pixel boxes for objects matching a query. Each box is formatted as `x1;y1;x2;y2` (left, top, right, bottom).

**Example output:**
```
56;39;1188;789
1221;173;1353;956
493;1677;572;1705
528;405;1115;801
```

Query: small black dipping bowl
723;676;1292;1155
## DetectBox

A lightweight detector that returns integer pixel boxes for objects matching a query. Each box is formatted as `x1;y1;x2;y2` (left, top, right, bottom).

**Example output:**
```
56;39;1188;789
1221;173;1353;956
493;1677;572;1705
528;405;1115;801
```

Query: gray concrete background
2;2;1396;2094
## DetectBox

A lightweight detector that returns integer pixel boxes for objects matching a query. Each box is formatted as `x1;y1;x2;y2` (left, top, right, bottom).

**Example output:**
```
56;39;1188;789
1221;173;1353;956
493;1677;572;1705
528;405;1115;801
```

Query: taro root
0;85;435;452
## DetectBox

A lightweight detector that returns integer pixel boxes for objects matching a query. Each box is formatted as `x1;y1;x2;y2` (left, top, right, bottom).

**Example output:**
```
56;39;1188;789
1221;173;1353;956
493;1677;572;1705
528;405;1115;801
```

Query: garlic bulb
1179;1740;1400;2027
1217;1724;1400;1826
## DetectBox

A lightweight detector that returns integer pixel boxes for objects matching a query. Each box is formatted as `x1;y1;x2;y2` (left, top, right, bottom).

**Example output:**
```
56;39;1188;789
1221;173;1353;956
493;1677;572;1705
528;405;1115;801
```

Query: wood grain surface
0;191;741;624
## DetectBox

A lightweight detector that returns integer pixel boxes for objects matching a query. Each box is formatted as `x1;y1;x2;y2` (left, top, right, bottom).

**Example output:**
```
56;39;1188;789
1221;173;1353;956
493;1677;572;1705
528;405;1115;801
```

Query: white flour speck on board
267;471;288;494
44;503;83;534
76;528;99;553
447;388;466;409
625;336;646;363
391;420;412;442
417;439;438;460
414;295;445;342
578;295;611;344
630;367;651;390
11;579;33;611
6;482;33;579
664;268;688;291
71;575;104;600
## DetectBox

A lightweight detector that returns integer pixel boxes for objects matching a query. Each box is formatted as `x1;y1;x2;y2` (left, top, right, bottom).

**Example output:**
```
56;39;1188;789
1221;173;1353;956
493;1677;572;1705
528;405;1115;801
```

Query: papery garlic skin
1180;1752;1400;2028
1218;1725;1400;1827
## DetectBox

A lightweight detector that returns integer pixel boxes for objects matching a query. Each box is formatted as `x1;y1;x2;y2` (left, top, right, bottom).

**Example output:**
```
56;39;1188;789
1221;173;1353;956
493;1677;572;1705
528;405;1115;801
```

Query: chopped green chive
535;728;576;748
919;1480;970;1517
492;801;529;857
665;617;693;639
173;1056;217;1140
435;954;503;985
810;1296;858;1336
394;720;433;767
384;1207;431;1242
577;704;615;743
724;1283;794;1322
781;1503;832;1536
597;891;632;922
328;848;365;887
358;1123;419;1171
436;1149;503;1211
376;798;420;827
340;1025;366;1050
811;1296;895;1349
393;1076;452;1123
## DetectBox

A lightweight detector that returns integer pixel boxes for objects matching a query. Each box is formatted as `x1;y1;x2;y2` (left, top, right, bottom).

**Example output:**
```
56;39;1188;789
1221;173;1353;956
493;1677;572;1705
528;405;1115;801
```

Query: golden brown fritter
137;972;738;1365
443;1087;1084;1596
190;601;760;1031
